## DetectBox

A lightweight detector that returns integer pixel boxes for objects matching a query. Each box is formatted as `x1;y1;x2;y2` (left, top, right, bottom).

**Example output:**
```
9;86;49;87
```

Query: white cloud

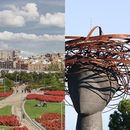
14;3;39;21
0;3;64;28
0;31;64;42
40;12;64;28
0;3;39;27
0;10;25;27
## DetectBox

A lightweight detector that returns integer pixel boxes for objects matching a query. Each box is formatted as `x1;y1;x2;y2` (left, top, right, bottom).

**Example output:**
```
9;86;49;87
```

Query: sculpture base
76;111;102;130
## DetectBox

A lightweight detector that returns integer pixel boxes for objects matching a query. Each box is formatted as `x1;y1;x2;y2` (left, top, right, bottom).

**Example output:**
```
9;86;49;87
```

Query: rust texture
65;26;130;92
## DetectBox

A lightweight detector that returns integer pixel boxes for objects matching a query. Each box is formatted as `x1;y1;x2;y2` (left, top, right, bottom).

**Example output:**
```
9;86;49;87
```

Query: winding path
0;85;42;130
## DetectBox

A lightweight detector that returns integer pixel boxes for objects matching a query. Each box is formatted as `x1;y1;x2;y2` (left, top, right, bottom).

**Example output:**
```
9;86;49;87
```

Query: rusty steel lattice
65;26;130;93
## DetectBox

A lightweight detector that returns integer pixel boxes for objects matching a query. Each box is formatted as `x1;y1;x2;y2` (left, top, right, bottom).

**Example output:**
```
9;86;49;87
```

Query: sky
65;0;130;130
0;0;64;56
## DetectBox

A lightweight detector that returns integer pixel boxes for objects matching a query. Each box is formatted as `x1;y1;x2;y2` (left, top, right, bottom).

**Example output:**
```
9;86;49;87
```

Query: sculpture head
67;64;119;129
67;64;119;115
65;26;130;129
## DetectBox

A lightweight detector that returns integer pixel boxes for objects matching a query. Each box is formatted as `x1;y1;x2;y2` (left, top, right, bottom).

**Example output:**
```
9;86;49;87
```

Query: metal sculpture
65;26;130;130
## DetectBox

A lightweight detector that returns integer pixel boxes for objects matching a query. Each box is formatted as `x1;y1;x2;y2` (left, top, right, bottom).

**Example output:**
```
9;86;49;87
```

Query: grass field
24;100;65;119
0;106;12;116
0;126;10;130
0;106;12;129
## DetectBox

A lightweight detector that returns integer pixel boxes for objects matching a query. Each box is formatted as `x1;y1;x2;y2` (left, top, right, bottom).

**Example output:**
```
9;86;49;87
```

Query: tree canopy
109;99;130;130
1;71;64;90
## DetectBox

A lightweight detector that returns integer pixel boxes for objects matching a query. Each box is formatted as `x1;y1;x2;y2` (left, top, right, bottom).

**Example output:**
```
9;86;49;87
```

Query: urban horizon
0;49;64;72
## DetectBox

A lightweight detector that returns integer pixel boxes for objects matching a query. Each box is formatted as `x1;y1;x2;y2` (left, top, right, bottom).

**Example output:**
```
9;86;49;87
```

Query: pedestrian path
0;85;42;130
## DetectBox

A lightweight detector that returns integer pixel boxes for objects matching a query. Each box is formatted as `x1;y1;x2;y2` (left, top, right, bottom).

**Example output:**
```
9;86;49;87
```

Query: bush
26;94;64;102
0;115;20;126
36;113;65;130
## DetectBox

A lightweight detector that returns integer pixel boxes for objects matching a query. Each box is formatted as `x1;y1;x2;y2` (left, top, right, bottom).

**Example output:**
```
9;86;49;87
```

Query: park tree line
0;71;64;91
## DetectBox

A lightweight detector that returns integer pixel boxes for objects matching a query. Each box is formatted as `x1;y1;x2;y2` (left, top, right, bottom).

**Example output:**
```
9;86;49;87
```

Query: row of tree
0;71;64;91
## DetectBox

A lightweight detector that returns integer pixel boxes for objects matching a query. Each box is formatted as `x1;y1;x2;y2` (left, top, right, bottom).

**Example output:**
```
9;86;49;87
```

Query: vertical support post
76;112;102;130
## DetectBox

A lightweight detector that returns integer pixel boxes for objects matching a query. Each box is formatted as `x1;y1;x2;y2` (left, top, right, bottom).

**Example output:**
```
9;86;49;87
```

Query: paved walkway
0;85;41;130
0;85;27;108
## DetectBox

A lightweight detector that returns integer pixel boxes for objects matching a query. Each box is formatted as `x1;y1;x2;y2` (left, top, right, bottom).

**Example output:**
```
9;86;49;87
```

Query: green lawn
0;106;12;116
0;106;12;129
0;126;10;130
24;100;65;119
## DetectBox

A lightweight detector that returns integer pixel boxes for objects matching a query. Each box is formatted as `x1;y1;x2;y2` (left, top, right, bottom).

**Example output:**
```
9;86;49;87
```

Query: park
0;71;64;130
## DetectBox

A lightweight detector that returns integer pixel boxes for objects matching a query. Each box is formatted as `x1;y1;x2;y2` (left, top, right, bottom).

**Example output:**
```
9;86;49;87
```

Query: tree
109;99;130;130
4;78;14;89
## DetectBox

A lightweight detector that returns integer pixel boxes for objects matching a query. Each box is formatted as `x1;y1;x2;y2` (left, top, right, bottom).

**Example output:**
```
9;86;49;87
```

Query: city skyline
0;0;64;56
0;48;64;57
0;49;64;72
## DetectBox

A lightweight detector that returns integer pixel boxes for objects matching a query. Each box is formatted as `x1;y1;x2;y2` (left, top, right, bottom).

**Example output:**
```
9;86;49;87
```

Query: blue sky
66;0;130;35
65;0;130;130
0;0;64;56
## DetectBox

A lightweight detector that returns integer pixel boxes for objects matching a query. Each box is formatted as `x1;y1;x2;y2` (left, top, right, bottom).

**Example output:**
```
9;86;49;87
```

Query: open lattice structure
65;26;130;94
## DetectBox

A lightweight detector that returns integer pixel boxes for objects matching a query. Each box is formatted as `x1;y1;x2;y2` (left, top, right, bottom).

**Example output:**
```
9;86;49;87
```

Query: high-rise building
0;50;20;60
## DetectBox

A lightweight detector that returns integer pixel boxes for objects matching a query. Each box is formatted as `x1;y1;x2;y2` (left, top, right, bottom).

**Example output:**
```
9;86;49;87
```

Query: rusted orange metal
65;26;130;91
66;34;130;41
